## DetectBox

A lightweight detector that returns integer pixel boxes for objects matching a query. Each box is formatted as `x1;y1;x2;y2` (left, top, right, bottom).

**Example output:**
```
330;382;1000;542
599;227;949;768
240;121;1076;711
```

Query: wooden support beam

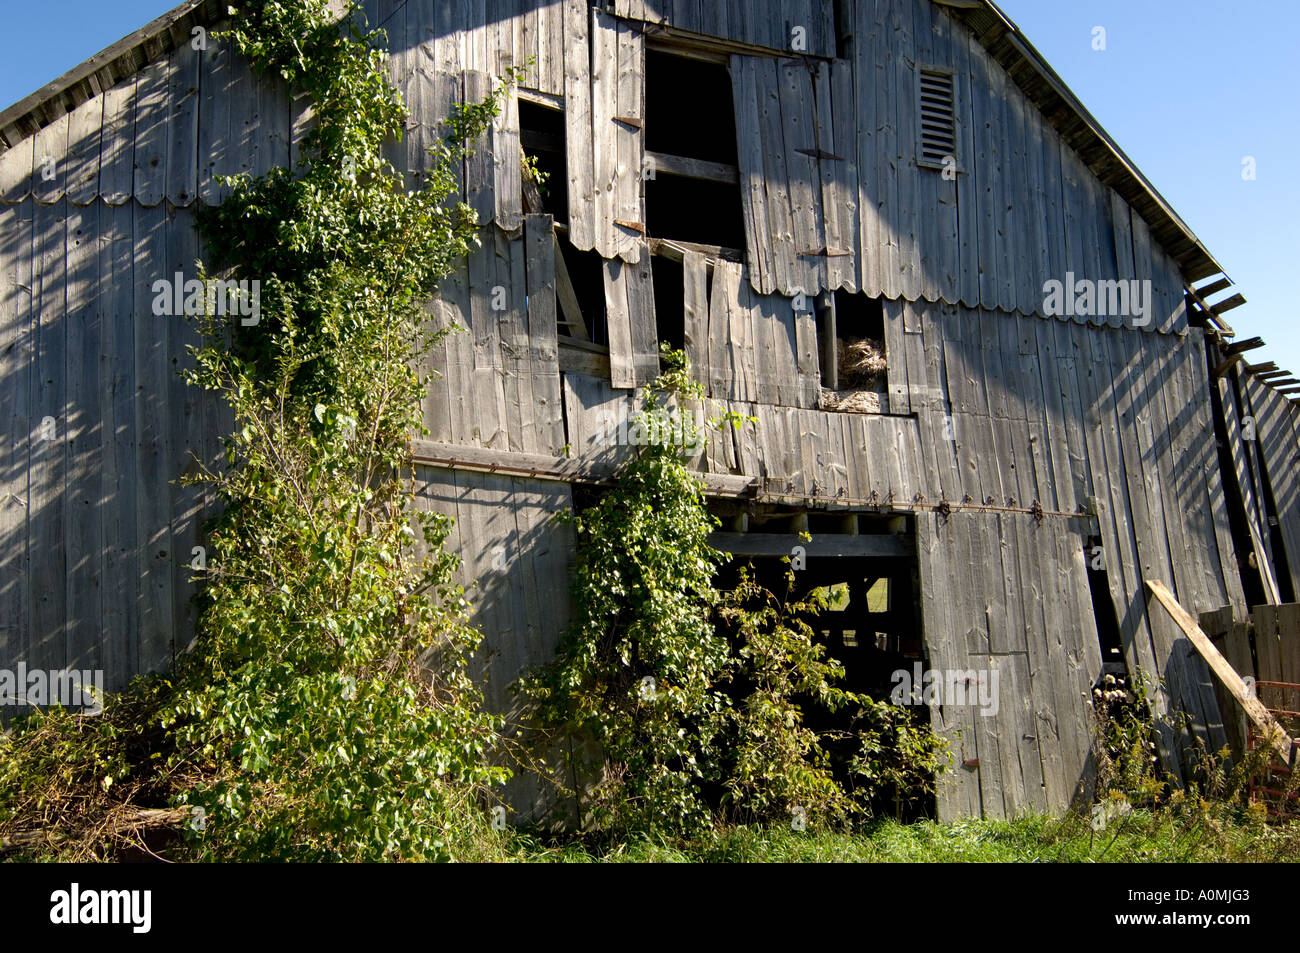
1256;371;1290;381
645;150;740;185
1245;362;1279;374
1146;580;1296;766
1212;353;1243;380
1213;293;1247;313
411;439;759;498
1277;386;1300;395
647;237;745;265
1224;336;1265;355
709;532;914;559
1194;277;1233;299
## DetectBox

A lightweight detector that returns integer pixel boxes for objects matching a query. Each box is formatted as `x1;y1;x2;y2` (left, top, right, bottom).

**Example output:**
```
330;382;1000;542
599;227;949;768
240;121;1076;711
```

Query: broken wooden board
1147;580;1295;766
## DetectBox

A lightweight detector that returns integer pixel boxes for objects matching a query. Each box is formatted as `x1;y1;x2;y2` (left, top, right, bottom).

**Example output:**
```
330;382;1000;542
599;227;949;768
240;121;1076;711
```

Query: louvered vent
918;68;957;168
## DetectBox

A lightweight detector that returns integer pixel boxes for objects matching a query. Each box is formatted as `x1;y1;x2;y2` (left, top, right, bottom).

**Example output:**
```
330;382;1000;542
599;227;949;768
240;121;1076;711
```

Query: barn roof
0;0;1242;323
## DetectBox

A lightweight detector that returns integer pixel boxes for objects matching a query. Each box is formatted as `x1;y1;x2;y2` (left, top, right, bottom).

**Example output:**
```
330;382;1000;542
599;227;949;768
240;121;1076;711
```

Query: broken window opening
519;98;568;223
642;49;746;250
818;290;888;414
557;239;610;347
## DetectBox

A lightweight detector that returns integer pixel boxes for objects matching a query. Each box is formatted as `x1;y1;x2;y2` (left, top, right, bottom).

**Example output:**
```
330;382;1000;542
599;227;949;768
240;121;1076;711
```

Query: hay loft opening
643;49;746;251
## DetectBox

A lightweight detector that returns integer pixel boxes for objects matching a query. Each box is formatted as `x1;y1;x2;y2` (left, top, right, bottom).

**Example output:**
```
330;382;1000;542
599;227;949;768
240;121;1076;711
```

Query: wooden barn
2;0;1298;820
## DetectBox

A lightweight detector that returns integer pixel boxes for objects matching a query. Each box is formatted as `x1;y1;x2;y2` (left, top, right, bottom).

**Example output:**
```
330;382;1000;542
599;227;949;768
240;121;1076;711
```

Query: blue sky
2;1;1296;375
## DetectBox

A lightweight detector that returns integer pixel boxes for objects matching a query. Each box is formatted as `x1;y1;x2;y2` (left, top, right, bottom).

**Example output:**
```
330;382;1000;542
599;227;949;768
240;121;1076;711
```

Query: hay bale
839;337;887;390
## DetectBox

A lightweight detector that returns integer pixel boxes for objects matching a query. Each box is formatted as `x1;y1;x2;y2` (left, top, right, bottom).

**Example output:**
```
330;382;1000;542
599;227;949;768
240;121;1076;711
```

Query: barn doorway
710;508;934;817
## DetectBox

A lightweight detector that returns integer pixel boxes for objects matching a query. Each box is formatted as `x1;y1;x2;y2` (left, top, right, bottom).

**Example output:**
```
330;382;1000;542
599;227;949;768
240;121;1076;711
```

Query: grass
501;809;1300;863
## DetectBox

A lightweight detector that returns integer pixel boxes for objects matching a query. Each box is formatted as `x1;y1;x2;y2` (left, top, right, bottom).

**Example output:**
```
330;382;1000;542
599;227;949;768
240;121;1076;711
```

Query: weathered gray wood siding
0;0;1269;821
722;0;1188;331
0;197;225;689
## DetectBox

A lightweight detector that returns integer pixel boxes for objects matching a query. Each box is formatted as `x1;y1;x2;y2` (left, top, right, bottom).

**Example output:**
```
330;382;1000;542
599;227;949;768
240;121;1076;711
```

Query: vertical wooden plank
0;134;34;204
198;39;232;205
468;230;509;448
823;59;859;293
853;0;881;300
167;41;202;206
493;81;522;230
967;34;999;312
0;200;34;681
604;255;635;389
590;8;618;259
464;70;496;225
758;57;796;297
613;17;644;262
563;0;594;250
132;59;171;207
32;114;68;206
779;58;825;296
29;199;68;674
63;202;104;674
525;213;565;454
65;93;104;206
132;201;175;673
732;55;774;295
892;0;920;303
682;249;709;387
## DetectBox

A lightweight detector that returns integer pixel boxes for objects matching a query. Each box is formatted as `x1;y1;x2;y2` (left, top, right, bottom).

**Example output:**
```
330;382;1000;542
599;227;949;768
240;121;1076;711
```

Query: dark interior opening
1084;533;1124;666
645;51;738;164
818;291;888;403
644;176;746;250
557;239;609;346
519;99;568;223
709;509;932;820
834;289;885;341
643;50;746;249
1206;358;1270;609
651;254;685;353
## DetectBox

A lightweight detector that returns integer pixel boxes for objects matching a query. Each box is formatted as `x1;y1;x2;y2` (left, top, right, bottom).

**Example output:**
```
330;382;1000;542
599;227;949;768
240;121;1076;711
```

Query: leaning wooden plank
682;249;709;387
1148;580;1296;766
604;256;635;390
525;213;565;454
625;245;659;384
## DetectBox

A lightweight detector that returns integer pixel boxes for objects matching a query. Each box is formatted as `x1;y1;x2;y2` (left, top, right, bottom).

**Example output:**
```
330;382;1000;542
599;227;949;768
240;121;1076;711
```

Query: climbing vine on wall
0;0;513;861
